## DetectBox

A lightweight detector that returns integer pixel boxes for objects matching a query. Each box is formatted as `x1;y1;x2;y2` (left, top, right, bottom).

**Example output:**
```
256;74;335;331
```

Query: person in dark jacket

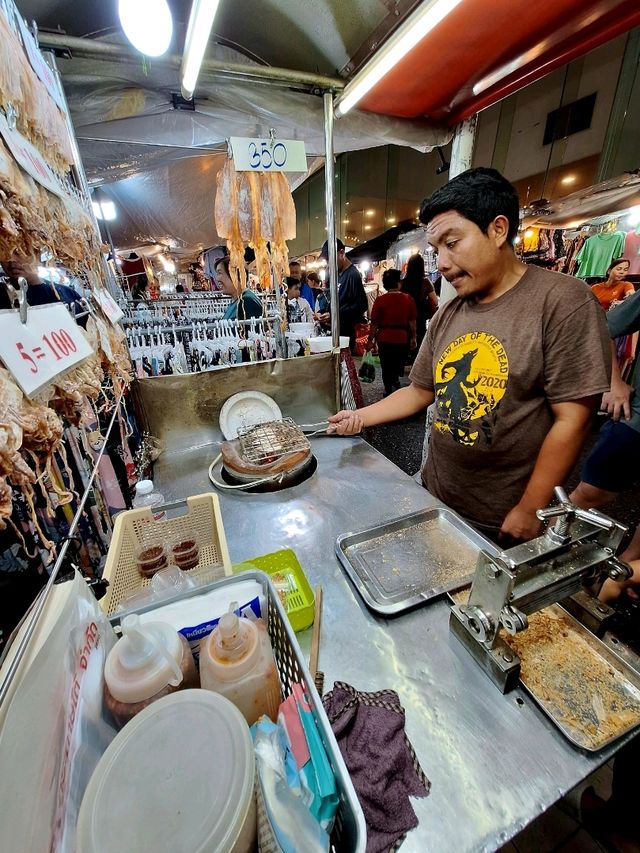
319;238;368;352
0;250;84;311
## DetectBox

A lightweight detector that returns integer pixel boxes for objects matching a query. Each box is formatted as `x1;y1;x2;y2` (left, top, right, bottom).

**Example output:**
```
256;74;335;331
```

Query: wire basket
237;417;310;464
100;493;232;617
110;570;366;852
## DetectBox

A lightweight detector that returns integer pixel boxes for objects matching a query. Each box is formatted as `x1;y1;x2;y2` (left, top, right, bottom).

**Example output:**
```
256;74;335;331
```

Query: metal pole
449;115;478;178
37;32;345;93
323;92;339;349
439;114;478;306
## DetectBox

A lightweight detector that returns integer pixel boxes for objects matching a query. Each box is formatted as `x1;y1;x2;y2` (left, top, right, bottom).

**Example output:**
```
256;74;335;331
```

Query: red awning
358;0;640;124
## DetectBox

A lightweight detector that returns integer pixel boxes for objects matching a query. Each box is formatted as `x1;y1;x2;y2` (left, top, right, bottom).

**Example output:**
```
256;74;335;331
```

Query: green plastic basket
232;548;315;632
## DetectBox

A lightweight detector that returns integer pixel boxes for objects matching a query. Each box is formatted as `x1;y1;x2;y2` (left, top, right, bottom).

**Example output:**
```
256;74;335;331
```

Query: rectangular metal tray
336;507;500;616
506;605;640;751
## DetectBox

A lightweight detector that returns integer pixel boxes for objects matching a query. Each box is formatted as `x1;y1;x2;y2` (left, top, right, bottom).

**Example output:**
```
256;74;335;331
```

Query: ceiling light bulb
181;0;222;99
118;0;173;57
364;225;372;230
561;175;577;185
365;209;375;216
336;0;463;116
628;206;640;226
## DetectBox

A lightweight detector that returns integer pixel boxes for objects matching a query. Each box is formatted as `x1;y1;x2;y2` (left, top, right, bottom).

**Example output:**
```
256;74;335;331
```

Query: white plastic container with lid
76;690;256;853
104;614;198;727
132;479;166;520
200;605;281;725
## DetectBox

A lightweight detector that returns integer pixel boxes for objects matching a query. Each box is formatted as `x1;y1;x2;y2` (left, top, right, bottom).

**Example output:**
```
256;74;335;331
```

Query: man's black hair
419;167;520;243
382;268;401;290
285;276;300;289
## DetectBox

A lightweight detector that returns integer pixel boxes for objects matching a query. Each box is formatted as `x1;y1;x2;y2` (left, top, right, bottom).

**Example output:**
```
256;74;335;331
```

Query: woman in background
591;258;634;311
401;253;438;354
369;268;416;397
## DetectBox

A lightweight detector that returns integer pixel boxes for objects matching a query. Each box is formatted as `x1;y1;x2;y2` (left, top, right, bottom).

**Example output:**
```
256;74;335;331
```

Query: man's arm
500;397;598;540
327;383;434;434
601;339;633;421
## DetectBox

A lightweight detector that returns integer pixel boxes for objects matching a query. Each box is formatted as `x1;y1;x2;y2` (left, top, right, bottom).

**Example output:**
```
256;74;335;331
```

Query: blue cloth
582;419;640;492
299;281;314;305
223;289;263;321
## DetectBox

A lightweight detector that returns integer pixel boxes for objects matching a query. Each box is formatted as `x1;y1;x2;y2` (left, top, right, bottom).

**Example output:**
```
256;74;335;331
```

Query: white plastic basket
101;493;232;616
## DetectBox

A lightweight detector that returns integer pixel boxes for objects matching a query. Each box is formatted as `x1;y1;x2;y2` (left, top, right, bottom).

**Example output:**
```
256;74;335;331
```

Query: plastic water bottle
132;479;166;521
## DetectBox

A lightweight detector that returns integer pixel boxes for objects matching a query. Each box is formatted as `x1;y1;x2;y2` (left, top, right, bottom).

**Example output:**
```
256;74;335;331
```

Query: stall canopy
525;173;640;229
20;0;640;255
346;221;418;264
356;0;640;123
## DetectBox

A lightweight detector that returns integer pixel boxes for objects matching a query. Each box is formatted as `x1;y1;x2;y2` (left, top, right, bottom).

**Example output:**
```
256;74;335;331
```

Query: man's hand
600;560;640;604
600;377;633;421
327;410;364;435
499;504;542;542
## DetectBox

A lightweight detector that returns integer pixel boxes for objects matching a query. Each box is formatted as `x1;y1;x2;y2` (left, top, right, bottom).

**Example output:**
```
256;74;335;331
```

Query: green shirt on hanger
576;231;626;278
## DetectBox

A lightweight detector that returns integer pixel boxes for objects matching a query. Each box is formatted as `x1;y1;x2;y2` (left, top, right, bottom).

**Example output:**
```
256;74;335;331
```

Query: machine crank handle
606;557;633;582
573;507;615;531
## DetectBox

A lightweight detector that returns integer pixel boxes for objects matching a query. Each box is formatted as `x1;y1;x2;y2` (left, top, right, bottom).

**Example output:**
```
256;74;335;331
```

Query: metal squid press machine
450;487;633;693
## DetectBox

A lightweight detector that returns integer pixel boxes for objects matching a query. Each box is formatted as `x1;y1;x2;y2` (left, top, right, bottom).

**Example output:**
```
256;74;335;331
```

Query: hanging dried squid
214;157;296;292
0;367;71;551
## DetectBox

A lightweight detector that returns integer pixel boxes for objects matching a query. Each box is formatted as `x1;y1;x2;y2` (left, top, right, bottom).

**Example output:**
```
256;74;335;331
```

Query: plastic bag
358;350;376;383
0;570;118;852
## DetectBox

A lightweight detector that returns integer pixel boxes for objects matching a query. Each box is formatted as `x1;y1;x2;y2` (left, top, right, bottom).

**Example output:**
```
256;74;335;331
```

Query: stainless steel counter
154;435;620;852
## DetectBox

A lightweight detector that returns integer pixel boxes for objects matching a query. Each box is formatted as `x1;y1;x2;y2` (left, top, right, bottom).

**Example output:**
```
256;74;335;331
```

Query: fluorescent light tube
335;0;463;116
92;200;117;221
181;0;222;100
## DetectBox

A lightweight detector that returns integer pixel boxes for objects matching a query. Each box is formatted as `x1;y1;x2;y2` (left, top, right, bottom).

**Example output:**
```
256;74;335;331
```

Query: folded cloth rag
323;682;430;853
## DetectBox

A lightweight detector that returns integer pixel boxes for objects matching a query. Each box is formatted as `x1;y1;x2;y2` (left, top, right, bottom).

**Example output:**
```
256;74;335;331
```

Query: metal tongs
298;421;330;436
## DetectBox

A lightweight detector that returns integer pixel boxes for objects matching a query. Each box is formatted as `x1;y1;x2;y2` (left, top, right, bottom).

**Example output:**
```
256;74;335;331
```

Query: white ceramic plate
219;391;282;439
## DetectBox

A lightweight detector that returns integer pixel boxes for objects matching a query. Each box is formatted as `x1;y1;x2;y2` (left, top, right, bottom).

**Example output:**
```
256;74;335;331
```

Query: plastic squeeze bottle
104;614;198;728
200;606;281;725
132;479;166;521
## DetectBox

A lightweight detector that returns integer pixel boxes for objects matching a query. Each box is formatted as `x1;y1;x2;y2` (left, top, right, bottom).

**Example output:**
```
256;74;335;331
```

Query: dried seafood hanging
0;367;71;550
0;138;99;272
0;9;74;172
214;158;296;291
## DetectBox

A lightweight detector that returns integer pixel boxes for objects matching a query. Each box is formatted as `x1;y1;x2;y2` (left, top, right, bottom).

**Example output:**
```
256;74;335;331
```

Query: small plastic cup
171;535;200;571
136;542;168;578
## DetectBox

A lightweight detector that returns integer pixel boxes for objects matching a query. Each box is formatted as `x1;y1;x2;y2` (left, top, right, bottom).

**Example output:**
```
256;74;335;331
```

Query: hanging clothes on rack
576;231;626;278
623;226;640;276
522;229;541;253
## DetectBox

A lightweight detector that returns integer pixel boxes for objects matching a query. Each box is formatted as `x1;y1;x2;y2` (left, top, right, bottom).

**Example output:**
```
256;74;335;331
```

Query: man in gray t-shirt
328;168;610;542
